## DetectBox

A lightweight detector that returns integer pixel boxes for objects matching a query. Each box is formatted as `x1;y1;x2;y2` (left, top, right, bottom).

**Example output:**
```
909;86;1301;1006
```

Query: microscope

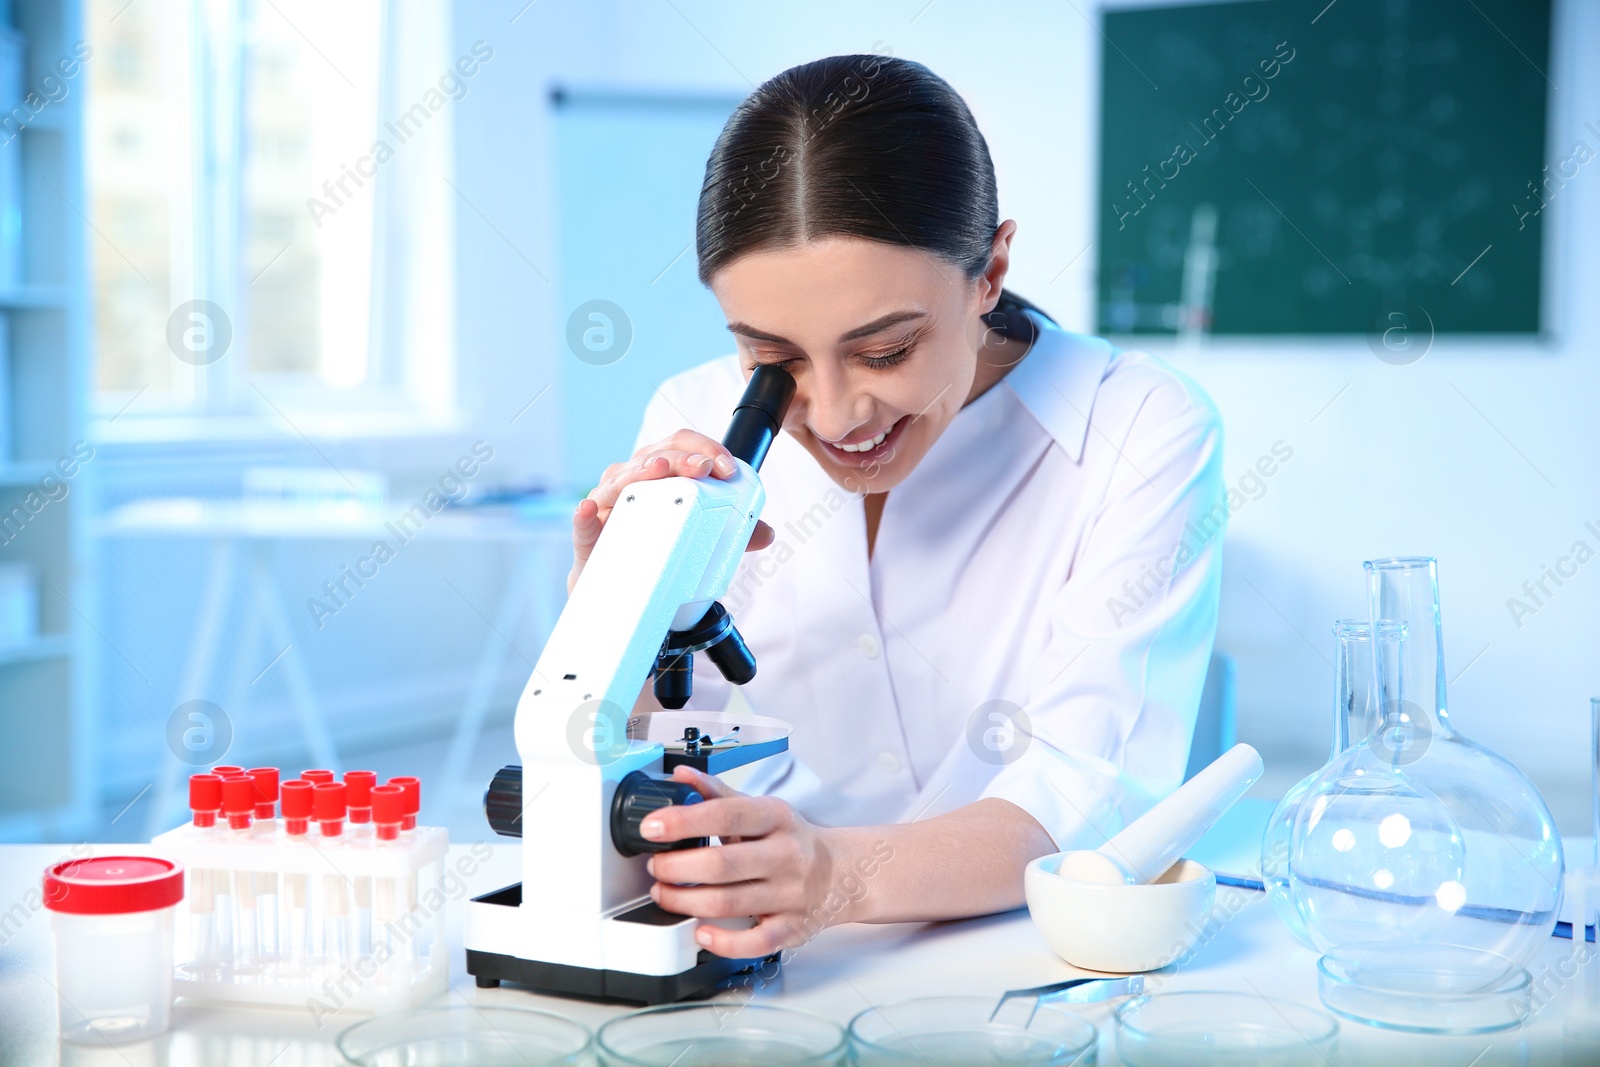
465;365;798;1003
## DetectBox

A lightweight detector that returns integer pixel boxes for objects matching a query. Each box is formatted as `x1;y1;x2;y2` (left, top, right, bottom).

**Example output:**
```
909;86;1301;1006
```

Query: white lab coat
631;310;1225;851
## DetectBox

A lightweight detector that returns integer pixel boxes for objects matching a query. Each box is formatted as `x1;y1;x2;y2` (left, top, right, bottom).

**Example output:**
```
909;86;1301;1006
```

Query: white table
4;811;1599;1066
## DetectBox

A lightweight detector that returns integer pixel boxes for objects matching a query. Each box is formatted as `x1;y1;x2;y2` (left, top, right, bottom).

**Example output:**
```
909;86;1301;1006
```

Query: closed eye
860;345;911;369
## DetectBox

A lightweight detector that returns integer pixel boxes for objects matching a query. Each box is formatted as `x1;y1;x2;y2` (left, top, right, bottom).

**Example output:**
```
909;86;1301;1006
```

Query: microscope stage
629;710;792;775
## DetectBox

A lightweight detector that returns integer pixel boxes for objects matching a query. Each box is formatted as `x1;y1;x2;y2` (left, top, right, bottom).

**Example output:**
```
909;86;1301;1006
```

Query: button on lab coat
630;311;1225;851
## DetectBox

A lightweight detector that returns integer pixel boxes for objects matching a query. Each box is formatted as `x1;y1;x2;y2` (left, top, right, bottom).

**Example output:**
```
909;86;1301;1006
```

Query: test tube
221;775;257;977
248;768;281;968
279;780;314;977
389;776;420;832
387;776;423;964
370;784;407;986
248;767;279;823
313;781;350;972
345;771;377;959
183;774;224;978
345;771;377;832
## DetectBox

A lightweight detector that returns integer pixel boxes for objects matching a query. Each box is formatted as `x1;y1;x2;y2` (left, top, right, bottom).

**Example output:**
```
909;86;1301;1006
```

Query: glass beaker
1287;557;1564;1034
1261;618;1401;948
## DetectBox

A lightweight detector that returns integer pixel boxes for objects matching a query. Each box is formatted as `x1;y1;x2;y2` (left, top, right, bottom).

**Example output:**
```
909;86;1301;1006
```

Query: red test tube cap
389;776;420;831
371;784;405;841
248;767;279;820
344;770;376;823
302;769;335;786
221;775;254;829
280;779;313;834
212;765;244;776
313;781;347;835
189;774;222;828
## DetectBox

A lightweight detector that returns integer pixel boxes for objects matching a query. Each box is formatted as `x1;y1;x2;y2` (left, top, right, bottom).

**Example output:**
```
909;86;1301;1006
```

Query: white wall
457;0;1600;829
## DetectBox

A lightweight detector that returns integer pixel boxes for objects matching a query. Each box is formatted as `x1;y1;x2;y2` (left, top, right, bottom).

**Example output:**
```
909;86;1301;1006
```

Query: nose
799;362;875;443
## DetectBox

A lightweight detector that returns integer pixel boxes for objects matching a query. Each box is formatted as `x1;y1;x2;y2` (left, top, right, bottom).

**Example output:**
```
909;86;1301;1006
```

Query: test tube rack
152;821;449;1011
151;771;449;1013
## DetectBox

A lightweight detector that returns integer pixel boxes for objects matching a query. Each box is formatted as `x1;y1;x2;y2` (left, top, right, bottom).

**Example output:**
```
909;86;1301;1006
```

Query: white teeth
836;430;889;453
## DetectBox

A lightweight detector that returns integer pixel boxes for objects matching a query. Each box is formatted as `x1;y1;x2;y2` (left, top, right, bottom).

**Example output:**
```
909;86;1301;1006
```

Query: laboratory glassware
599;1003;847;1066
152;766;448;1011
851;995;1098;1066
1261;619;1402;948
45;855;184;1045
1287;557;1563;1033
337;1006;593;1067
1114;991;1337;1067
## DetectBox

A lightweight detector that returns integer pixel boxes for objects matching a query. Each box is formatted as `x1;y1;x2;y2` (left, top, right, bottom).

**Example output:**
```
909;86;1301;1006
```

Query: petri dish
1317;946;1532;1034
849;995;1097;1066
336;1006;592;1067
1114;991;1337;1067
597;1002;846;1066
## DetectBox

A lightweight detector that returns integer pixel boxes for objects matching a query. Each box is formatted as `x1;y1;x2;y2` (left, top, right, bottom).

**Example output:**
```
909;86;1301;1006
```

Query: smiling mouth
817;414;909;465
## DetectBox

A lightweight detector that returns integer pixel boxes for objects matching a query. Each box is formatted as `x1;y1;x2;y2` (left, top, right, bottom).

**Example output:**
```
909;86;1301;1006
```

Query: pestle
1057;743;1263;885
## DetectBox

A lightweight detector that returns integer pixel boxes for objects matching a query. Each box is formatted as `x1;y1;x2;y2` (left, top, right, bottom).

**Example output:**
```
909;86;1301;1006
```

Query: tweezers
988;974;1146;1024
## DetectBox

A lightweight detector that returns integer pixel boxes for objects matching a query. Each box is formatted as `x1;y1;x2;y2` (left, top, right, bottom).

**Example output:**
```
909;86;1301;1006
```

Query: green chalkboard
1095;0;1551;336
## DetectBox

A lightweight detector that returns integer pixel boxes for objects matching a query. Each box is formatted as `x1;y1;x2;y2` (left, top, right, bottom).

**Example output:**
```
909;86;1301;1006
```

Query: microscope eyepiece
722;364;796;472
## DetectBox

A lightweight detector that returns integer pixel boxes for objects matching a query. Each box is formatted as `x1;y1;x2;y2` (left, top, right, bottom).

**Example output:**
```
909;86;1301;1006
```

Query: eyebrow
726;309;928;347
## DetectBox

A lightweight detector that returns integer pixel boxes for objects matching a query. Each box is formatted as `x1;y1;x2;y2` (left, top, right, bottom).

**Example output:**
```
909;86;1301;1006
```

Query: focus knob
610;770;708;857
484;764;524;838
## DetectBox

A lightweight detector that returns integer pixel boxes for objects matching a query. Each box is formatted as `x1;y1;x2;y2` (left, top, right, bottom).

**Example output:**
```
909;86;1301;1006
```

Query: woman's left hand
640;765;848;958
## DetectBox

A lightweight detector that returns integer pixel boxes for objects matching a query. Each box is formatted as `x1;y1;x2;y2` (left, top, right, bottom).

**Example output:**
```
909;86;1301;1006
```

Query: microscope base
464;883;778;1005
465;945;766;1005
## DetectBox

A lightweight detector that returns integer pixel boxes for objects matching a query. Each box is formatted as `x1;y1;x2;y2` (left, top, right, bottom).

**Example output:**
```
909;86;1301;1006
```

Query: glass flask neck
1365;557;1450;731
1331;619;1404;756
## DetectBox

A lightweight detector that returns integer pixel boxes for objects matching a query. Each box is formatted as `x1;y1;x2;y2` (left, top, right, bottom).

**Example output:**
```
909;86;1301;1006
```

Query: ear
976;219;1019;315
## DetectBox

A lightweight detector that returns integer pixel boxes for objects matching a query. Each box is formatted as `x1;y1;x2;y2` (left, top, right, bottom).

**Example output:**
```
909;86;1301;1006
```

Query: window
87;0;455;428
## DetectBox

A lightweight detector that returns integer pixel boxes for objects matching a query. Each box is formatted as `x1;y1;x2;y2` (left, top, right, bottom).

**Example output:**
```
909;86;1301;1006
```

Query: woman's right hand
569;429;777;594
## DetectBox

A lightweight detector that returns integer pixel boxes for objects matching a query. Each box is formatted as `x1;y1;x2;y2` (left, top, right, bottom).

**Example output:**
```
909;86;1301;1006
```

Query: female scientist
567;54;1225;959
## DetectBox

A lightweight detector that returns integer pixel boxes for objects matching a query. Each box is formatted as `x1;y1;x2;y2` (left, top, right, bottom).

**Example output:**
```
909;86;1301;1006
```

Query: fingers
588;452;701;513
633;430;737;475
571;496;601;556
746;519;775;552
570;426;766;590
695;916;801;959
670;764;739;801
651;879;774;921
647;837;786;888
639;794;791;846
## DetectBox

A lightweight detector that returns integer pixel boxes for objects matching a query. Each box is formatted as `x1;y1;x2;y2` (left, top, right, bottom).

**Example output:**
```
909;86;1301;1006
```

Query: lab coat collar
1000;310;1116;464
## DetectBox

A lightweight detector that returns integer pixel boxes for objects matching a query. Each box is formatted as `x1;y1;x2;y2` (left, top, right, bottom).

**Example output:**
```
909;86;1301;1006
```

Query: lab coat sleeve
977;372;1225;853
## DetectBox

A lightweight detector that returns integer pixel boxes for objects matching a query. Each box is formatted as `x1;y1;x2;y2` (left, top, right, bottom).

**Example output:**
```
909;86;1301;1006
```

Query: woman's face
708;227;1016;495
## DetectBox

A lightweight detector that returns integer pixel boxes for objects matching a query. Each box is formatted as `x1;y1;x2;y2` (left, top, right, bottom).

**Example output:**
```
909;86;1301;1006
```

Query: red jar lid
44;856;184;915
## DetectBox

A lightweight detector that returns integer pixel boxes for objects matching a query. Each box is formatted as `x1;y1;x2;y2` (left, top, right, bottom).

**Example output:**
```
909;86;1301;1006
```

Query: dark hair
695;53;1053;341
